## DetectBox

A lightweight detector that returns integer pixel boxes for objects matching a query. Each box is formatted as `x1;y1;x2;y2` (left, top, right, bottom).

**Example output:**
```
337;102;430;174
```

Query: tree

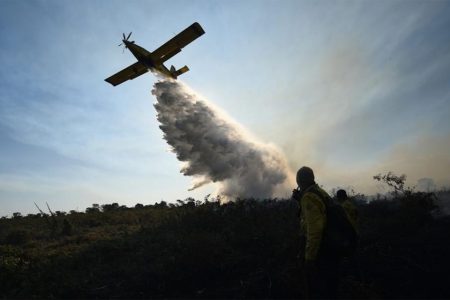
12;212;22;219
86;204;100;213
373;172;407;194
154;201;167;208
102;203;119;212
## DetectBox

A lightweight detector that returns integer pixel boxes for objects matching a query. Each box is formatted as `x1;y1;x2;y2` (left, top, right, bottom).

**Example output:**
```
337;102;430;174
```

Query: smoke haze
152;80;292;199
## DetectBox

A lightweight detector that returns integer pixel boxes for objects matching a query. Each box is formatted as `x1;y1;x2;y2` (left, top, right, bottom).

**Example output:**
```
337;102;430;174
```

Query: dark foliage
0;190;449;299
4;229;31;245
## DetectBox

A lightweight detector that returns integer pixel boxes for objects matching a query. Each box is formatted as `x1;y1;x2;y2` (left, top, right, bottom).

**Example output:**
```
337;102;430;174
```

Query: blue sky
1;0;449;215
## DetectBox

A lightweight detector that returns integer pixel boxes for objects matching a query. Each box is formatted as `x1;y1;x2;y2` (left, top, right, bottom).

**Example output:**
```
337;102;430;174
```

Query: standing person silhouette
292;166;341;299
336;189;359;233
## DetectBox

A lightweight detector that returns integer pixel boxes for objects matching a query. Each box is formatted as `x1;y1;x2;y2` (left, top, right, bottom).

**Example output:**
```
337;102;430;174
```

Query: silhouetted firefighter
292;167;357;299
336;189;359;234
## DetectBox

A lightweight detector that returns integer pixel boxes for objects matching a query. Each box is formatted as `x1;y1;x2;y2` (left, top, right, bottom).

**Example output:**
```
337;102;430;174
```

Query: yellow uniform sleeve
300;192;326;261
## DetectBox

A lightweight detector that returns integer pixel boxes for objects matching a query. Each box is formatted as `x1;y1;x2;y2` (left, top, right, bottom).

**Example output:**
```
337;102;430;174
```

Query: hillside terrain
1;190;450;298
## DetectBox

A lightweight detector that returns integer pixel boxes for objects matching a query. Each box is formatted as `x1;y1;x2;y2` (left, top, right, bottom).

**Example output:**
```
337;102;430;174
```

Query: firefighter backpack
309;188;358;257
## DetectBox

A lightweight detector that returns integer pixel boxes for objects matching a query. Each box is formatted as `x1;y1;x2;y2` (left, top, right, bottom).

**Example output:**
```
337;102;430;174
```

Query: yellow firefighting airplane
105;22;205;86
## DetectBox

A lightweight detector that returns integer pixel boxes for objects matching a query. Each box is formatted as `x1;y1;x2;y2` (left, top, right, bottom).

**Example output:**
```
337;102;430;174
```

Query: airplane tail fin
170;65;190;78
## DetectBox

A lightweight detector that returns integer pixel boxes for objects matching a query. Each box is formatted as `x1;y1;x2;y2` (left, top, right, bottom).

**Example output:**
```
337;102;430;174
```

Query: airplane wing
105;61;148;86
151;22;205;63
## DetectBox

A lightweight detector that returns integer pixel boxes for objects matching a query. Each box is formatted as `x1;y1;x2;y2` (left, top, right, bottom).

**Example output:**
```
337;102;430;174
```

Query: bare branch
46;202;55;216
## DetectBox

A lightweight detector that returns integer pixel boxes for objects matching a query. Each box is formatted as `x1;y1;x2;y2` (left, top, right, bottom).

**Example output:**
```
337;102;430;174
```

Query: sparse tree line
0;172;449;298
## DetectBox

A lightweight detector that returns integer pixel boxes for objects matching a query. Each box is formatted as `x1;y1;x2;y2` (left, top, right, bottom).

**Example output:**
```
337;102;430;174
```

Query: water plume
152;79;292;200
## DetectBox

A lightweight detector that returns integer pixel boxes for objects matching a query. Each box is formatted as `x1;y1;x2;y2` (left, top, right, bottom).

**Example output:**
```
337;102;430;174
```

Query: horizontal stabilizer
169;65;190;78
175;65;189;76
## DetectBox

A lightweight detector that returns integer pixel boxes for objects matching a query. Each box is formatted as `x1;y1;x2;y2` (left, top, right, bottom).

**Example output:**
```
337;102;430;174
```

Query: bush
4;229;31;245
1;185;449;299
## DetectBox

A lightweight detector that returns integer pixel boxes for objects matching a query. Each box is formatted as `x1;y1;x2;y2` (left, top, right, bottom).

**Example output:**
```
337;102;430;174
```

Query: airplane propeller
118;32;134;52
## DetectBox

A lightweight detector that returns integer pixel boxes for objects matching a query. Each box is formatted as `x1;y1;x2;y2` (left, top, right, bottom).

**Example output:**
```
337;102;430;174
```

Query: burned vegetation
1;184;450;299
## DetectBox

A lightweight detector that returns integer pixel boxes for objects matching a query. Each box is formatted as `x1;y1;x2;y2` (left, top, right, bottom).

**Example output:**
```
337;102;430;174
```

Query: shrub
4;229;31;245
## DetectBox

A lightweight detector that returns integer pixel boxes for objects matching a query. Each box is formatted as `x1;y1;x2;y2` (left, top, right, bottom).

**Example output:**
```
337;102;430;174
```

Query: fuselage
124;41;174;78
125;41;155;69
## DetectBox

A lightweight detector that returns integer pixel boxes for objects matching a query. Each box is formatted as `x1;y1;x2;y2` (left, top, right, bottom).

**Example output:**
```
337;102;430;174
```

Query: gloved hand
292;188;302;201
